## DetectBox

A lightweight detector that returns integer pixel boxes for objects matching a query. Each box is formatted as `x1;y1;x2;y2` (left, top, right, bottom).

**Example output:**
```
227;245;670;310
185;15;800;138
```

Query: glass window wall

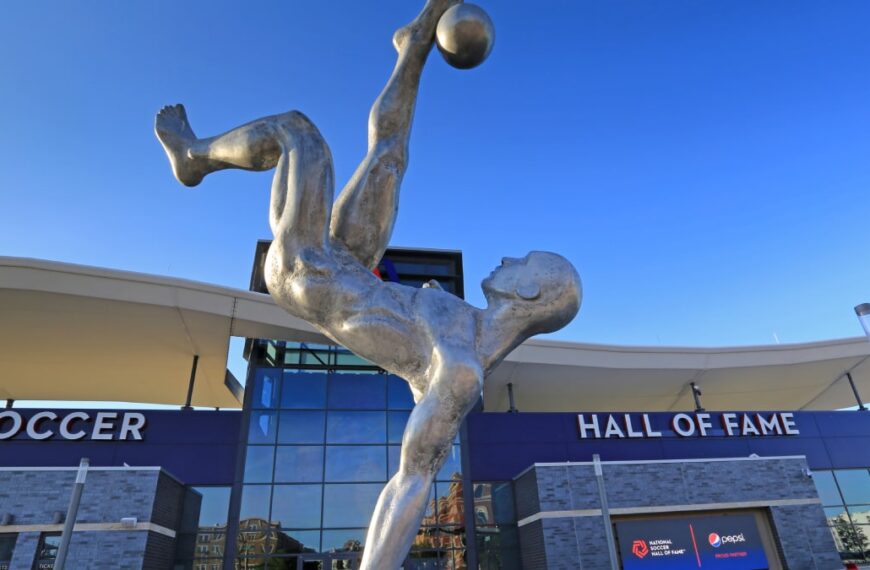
814;468;870;563
238;364;467;568
174;486;232;569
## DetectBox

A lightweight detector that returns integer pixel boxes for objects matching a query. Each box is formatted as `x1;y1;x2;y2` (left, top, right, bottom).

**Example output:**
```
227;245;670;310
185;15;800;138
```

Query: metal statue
155;1;580;567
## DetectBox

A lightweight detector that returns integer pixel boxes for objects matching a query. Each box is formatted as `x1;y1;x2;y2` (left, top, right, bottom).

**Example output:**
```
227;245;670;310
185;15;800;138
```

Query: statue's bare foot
393;0;461;53
155;104;206;187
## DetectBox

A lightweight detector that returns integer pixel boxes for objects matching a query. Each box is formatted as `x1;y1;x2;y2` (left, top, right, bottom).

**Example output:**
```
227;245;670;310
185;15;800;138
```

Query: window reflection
388;411;410;444
282;530;321;553
327;411;386;444
242;363;465;559
388;375;415;410
813;470;842;506
248;411;278;444
437;446;461;481
835;469;870;505
194;486;231;527
326;446;386;482
240;485;272;521
848;505;870;525
328;373;386;409
253;369;281;409
825;506;849;525
278;411;325;443
323;484;382;527
322;529;367;553
281;372;327;409
272;485;322;529
244;446;275;484
275;446;324;483
389;445;401;478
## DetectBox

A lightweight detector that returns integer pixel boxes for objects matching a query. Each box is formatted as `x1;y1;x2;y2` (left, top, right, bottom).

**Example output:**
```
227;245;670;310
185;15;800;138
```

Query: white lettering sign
0;411;147;441
577;412;800;439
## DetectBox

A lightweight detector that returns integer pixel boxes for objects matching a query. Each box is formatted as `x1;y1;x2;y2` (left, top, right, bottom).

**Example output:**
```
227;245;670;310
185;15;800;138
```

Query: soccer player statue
156;1;581;567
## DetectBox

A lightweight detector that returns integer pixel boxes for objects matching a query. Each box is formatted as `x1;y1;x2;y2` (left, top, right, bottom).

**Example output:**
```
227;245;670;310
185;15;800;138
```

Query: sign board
0;410;146;441
578;412;799;439
616;513;770;569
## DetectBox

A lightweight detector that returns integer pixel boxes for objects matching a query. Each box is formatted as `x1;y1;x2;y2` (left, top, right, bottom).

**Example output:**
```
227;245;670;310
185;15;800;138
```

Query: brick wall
0;467;187;569
514;457;841;570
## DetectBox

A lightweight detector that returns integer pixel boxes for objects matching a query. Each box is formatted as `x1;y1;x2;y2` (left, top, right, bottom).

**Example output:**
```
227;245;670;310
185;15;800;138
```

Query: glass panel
436;445;461;481
848;505;870;526
271;485;322;529
335;350;374;367
35;533;61;564
252;369;281;409
240;485;272;521
244;446;275;483
278;411;326;444
388;375;415;409
389;445;401;478
830;519;870;560
824;506;848;526
325;446;386;482
435;481;464;527
327;411;386;444
282;371;327;409
281;530;321;554
237;518;281;561
321;529;367;552
274;446;324;483
0;534;15;561
323;484;383;527
476;526;521;570
388;411;410;444
248;411;278;444
491;482;516;525
835;469;870;505
193;486;231;527
813;470;843;506
328;373;386;409
416;486;438;527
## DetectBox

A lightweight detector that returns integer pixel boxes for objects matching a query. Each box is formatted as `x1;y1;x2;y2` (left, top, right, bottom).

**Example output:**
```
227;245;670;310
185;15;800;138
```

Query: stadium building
1;246;869;570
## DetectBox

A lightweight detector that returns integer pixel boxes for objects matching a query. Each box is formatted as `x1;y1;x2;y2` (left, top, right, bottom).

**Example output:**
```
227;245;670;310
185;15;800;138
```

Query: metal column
55;457;89;569
593;454;619;570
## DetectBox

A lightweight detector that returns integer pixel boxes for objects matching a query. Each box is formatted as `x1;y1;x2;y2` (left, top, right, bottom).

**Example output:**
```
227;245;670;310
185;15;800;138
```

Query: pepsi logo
709;532;746;547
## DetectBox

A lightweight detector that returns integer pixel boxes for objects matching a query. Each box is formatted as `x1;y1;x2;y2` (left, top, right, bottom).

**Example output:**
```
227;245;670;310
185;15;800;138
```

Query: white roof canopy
1;257;868;411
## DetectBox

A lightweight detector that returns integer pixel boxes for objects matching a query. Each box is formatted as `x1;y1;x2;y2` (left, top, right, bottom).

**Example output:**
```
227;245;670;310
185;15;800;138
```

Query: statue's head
481;251;581;334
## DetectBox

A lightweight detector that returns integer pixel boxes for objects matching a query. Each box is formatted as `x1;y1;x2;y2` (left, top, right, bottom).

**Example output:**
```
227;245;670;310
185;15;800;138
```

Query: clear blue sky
2;0;870;347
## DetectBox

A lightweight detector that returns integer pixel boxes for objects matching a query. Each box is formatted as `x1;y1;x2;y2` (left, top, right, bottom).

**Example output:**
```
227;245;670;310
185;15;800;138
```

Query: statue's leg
155;107;333;241
329;0;459;269
360;360;480;570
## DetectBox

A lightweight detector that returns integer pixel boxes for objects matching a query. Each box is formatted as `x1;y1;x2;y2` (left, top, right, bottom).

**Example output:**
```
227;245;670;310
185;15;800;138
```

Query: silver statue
155;1;580;567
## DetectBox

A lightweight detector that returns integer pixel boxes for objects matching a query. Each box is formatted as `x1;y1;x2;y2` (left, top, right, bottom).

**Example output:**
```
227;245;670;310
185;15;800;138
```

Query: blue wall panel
0;409;240;485
466;411;870;480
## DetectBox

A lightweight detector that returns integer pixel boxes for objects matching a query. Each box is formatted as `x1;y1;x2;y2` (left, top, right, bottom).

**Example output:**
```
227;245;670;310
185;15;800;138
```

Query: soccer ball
436;4;495;69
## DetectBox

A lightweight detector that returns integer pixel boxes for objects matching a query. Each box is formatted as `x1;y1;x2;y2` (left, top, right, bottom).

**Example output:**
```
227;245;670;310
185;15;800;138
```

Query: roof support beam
846;372;868;411
182;355;199;411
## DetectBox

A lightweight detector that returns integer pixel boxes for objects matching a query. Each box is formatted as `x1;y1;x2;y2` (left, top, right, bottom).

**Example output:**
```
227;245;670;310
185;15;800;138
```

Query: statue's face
482;253;544;302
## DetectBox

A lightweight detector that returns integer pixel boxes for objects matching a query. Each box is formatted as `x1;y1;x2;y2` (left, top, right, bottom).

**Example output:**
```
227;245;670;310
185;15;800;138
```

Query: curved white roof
1;256;868;411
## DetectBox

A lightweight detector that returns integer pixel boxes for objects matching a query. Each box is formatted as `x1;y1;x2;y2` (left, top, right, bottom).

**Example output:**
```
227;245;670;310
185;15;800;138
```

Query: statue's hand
423;279;444;291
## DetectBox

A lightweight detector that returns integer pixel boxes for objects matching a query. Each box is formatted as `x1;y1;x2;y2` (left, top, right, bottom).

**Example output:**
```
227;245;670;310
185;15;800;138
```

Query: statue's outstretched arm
329;0;459;269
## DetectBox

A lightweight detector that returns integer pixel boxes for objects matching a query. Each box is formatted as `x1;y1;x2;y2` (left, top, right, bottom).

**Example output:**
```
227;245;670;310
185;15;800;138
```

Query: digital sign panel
616;513;770;569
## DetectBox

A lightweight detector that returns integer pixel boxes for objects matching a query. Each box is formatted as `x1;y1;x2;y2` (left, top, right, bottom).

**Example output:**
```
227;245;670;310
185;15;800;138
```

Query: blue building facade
0;408;868;568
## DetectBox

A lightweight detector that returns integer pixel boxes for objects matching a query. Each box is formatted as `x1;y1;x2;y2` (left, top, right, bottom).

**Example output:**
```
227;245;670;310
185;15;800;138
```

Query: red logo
632;540;650;558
